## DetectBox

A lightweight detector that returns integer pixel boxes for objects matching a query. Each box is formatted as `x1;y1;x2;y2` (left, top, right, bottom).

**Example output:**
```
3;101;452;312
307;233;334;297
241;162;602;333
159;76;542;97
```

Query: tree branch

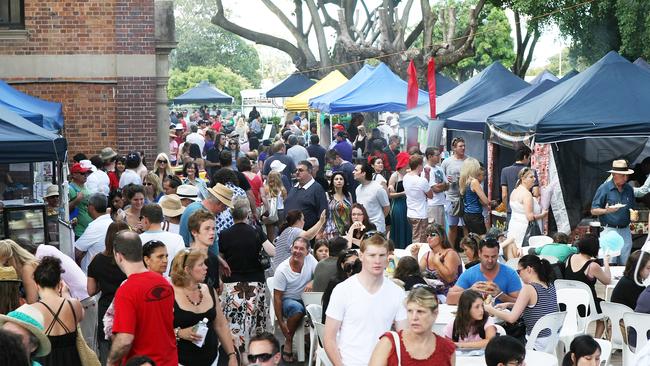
405;20;423;48
260;0;317;64
305;0;332;67
420;0;436;51
295;0;303;35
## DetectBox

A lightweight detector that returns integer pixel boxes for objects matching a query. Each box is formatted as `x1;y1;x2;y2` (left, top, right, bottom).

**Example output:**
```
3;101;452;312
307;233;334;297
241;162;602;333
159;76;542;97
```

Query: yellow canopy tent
284;70;348;111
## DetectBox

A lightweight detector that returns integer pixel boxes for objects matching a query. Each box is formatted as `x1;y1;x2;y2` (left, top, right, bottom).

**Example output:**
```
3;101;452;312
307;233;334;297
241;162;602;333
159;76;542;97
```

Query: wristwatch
174;327;181;341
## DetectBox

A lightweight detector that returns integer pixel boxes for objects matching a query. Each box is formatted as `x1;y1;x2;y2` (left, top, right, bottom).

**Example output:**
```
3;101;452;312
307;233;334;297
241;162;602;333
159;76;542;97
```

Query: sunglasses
157;160;168;164
247;352;276;363
181;248;192;268
427;232;440;238
143;182;153;186
362;230;385;239
143;240;164;251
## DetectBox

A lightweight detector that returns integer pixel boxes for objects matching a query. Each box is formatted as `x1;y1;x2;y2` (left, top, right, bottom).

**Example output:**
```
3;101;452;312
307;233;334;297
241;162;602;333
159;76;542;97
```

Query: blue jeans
282;298;305;318
602;226;632;265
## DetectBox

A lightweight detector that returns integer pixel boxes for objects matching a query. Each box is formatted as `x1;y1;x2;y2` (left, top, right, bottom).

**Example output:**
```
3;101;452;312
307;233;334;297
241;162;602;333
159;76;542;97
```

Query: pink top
442;317;494;342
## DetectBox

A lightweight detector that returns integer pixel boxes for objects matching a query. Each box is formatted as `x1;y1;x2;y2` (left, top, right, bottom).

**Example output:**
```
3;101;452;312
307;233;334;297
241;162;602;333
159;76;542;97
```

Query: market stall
0;80;64;131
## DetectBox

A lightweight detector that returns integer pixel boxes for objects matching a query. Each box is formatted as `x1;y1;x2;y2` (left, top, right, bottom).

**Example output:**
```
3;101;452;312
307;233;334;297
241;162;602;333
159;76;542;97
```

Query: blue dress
389;178;411;249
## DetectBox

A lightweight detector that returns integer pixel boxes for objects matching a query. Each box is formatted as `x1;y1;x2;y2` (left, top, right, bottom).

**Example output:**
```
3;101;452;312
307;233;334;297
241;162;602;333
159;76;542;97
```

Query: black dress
174;287;219;365
564;255;603;313
37;300;82;366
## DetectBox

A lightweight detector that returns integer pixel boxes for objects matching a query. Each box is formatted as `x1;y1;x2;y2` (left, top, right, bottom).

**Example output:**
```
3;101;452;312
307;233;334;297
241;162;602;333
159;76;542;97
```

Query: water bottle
192;318;209;347
386;257;396;276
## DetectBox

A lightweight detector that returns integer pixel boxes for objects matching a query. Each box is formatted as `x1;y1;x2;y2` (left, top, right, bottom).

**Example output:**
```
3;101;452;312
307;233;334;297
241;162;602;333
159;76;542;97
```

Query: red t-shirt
244;173;263;207
211;120;222;132
382;331;455;366
112;271;177;366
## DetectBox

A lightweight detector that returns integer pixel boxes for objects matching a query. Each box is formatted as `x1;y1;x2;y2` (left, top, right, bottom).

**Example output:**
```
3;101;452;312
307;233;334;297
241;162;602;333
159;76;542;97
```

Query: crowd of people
1;106;649;366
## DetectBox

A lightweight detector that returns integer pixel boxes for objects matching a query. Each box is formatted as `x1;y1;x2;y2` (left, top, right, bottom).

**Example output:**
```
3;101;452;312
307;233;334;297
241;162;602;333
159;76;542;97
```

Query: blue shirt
456;263;522;304
591;179;634;227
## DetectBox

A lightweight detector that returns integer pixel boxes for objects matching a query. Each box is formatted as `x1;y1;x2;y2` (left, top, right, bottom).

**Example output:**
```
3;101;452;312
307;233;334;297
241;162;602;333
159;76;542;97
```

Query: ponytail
518;255;555;285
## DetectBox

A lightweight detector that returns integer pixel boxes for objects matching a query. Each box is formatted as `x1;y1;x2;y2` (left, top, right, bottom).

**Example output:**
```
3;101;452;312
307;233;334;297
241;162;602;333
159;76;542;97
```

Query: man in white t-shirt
403;154;433;243
423;147;448;226
354;162;390;232
324;234;407;366
272;237;317;361
119;152;142;188
75;193;113;273
139;203;185;277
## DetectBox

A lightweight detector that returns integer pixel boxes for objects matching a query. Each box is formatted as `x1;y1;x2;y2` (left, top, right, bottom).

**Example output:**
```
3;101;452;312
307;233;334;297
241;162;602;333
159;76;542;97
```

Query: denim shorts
282;298;305;318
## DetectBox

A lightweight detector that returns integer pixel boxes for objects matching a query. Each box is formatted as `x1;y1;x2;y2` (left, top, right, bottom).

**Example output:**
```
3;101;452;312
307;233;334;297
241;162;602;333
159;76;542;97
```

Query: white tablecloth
456;350;558;366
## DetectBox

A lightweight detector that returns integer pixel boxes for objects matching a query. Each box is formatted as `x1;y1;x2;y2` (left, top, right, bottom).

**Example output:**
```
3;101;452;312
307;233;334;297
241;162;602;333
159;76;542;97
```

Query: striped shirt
522;283;559;337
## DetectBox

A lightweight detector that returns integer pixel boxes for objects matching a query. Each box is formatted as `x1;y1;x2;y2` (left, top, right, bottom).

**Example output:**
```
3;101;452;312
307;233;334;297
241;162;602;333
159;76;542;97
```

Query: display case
2;203;48;246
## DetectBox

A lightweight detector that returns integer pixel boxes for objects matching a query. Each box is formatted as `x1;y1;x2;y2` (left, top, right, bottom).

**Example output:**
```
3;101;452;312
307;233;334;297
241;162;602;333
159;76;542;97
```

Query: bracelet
227;352;237;358
174;327;181;341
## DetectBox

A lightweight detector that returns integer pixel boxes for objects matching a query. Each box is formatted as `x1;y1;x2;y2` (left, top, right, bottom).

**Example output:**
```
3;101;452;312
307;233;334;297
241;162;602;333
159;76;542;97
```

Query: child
485;335;526;366
443;289;496;349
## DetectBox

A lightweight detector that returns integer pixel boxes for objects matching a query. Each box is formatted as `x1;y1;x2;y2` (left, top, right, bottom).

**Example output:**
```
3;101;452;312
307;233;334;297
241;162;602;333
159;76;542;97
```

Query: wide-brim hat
176;185;199;202
44;185;59;198
608;159;634;175
0;266;20;281
0;304;51;356
206;183;233;208
99;147;118;161
159;194;185;217
269;160;286;173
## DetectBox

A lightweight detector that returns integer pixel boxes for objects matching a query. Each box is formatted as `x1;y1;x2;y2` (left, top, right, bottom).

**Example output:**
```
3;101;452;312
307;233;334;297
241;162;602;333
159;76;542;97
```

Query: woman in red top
369;286;456;366
238;156;263;209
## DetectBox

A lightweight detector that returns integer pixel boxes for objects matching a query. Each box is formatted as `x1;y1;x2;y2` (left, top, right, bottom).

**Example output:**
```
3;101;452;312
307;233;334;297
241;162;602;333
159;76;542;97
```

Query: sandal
281;345;295;363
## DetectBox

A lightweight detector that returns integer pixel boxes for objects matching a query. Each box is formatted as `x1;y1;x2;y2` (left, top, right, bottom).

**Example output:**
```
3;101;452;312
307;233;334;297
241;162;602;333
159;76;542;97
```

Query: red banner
427;57;437;119
406;60;418;109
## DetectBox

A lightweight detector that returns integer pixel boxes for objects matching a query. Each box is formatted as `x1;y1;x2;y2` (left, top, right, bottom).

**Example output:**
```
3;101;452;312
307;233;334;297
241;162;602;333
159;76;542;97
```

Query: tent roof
445;79;557;132
634;58;650;71
435;72;458;95
265;72;316;98
0;99;44;125
311;63;429;114
488;51;650;143
400;62;529;127
558;70;579;83
0;80;64;131
0;104;67;163
309;64;376;112
172;80;234;104
284;70;348;111
530;70;559;85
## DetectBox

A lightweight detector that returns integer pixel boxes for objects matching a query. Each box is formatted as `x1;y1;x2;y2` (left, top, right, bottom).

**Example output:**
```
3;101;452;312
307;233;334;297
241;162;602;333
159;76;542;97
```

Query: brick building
0;0;176;160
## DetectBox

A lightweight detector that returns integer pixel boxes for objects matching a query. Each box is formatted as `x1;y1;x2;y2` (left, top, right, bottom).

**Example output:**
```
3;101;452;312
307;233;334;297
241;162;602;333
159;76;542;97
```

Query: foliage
167;66;252;105
431;3;515;81
171;0;261;87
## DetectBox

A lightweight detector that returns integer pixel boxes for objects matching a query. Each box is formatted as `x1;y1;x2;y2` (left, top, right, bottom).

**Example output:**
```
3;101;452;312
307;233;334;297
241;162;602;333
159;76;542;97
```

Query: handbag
259;246;272;270
522;220;542;247
452;193;465;217
76;326;101;366
262;195;279;224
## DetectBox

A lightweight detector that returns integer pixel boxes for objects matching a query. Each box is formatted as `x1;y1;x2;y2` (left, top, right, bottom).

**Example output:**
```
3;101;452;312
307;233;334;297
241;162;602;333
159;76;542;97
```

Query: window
0;0;24;29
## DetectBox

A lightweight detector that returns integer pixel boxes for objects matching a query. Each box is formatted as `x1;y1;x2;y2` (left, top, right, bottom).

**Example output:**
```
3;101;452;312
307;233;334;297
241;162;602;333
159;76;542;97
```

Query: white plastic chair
504;257;520;270
416;243;431;262
556;287;591;348
266;277;276;331
600;301;634;351
555;280;604;332
302;292;324;307
539;255;559;264
622;312;650;366
267;276;307;362
595;338;612;366
493;323;506;336
393;249;409;259
528;235;554;248
526;311;567;355
313;321;334;366
306;304;322;366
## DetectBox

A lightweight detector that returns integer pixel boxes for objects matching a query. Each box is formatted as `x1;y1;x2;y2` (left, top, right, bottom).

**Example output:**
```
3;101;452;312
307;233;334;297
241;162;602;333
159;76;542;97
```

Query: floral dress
324;193;352;239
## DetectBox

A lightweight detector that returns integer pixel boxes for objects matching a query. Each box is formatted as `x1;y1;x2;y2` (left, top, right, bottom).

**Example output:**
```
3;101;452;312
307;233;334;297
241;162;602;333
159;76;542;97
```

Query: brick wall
115;0;155;54
115;77;158;160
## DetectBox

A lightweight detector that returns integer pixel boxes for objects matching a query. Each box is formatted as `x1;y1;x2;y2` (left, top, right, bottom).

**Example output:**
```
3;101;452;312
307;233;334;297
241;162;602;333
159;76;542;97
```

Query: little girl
443;289;496;349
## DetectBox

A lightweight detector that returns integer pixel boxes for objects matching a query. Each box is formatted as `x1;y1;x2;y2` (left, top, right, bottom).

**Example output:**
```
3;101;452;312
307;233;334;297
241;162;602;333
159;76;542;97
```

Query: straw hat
206;183;234;208
607;160;634;175
159;194;185;217
99;147;118;161
0;266;20;282
44;185;59;198
176;185;199;201
0;304;51;356
269;160;286;173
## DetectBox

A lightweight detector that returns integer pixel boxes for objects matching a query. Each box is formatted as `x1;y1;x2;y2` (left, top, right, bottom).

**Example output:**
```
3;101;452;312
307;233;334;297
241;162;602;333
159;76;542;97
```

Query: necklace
185;284;203;306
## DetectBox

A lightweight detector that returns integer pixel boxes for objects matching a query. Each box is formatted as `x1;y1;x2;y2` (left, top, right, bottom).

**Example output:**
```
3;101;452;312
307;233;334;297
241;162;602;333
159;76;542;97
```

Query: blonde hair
406;286;439;312
144;172;162;198
0;239;38;269
153;153;173;177
459;157;481;195
235;117;246;129
170;249;208;287
266;171;287;198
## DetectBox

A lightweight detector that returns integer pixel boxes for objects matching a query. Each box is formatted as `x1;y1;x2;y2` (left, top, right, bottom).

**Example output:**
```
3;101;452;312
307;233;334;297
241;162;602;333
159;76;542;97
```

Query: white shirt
326;275;407;366
75;214;113;273
139;230;186;277
36;245;89;300
422;163;446;206
378;124;393;140
355;181;390;232
119;169;142;188
85;170;110;196
186;132;205;154
402;173;430;219
273;254;318;300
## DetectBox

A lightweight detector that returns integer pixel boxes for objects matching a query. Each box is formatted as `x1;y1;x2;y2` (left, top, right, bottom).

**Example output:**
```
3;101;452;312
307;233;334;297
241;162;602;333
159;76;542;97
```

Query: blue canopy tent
530;70;558;85
400;62;529;128
265;72;316;98
172;80;234;104
0;80;63;131
635;57;650;71
558;70;579;83
0;99;44;126
445;80;557;133
436;72;458;95
309;64;376;112
314;63;429;114
0;104;67;163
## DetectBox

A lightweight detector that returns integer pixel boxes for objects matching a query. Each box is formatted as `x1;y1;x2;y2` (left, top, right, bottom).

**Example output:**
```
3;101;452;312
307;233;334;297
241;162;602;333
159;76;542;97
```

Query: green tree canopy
168;66;252;105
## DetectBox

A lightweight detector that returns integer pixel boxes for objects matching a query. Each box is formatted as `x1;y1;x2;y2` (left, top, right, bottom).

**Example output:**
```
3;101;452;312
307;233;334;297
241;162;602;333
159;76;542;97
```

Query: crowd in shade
1;105;650;366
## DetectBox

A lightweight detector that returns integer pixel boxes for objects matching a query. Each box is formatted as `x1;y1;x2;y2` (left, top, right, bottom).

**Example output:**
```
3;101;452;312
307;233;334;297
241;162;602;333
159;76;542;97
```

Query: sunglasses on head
247;352;276;363
362;230;385;239
181;248;192;268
